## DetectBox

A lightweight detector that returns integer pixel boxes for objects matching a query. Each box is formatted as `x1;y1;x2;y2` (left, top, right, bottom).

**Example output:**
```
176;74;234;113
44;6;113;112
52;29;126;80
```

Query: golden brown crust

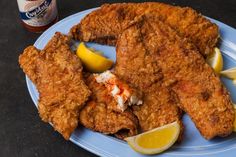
114;17;184;139
80;101;139;139
115;15;234;139
79;74;139;139
19;32;91;140
70;2;219;57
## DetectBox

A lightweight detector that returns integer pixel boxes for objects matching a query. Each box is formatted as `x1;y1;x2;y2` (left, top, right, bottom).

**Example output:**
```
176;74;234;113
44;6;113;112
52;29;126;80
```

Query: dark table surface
1;0;236;157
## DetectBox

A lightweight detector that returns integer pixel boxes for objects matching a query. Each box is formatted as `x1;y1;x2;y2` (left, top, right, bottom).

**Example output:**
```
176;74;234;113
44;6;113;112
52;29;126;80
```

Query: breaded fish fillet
112;16;184;139
115;15;234;139
79;74;139;139
19;32;91;139
70;2;219;56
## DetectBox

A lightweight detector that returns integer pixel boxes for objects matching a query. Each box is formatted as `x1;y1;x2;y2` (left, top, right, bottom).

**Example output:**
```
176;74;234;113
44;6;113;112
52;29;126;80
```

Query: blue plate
26;8;236;157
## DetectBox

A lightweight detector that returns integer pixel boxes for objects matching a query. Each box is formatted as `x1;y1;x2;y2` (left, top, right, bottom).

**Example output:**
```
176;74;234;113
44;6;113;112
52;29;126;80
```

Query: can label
17;0;58;27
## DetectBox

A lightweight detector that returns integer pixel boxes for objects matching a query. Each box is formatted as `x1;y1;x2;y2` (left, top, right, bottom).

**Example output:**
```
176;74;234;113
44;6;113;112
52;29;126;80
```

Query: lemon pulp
137;125;177;148
125;121;180;155
76;42;113;73
206;47;223;73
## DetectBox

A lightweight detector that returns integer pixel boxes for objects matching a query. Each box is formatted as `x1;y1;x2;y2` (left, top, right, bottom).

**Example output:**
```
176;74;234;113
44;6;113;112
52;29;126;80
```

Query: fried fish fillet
94;71;143;112
79;74;139;139
115;15;234;139
70;2;219;56
19;32;91;139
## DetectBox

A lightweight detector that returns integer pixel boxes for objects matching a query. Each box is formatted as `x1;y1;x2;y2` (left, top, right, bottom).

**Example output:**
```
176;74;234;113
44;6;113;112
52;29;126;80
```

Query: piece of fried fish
19;32;91;139
79;74;139;139
115;15;234;139
70;2;219;56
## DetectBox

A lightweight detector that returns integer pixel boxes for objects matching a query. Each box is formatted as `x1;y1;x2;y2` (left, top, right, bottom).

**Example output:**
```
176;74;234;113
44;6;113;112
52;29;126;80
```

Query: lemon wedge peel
221;67;236;80
125;121;180;155
206;47;223;74
76;42;113;73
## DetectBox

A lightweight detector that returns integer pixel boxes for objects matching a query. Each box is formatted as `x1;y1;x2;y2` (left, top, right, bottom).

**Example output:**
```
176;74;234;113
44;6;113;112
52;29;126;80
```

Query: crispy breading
115;15;234;139
19;32;91;140
132;85;184;135
79;74;139;139
70;2;219;57
113;16;184;139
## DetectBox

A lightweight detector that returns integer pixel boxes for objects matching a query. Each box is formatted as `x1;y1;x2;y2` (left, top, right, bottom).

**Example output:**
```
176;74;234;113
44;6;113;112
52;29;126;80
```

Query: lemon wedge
220;67;236;79
125;121;180;155
233;79;236;85
233;104;236;132
76;42;113;72
206;47;223;73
